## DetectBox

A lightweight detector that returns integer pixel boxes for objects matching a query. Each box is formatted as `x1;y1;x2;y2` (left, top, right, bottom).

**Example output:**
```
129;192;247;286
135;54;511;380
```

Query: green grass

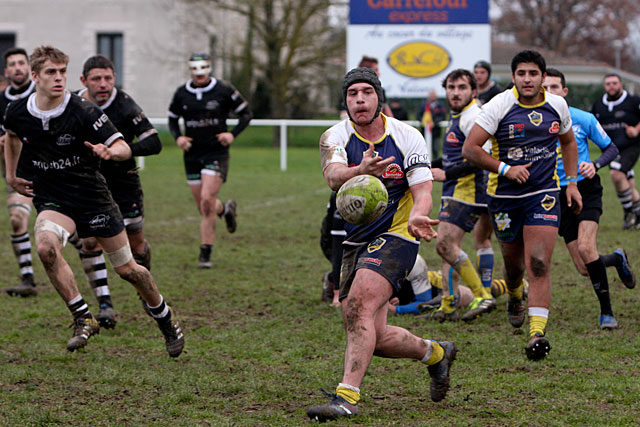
0;136;639;425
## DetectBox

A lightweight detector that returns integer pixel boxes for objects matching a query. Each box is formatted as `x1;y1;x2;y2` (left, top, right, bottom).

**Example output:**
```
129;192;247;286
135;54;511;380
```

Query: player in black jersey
473;61;502;106
3;46;184;357
0;48;38;297
73;55;162;328
591;74;640;229
168;52;252;268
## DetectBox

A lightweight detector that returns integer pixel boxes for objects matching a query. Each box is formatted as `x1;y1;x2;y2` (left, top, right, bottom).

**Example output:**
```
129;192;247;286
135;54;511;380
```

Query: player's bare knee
82;237;99;252
435;236;455;259
37;240;58;269
529;255;548;278
201;198;215;216
8;205;29;232
342;296;364;333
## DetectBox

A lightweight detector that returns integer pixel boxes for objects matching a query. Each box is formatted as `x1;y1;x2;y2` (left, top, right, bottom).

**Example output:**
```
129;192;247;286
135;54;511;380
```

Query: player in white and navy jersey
168;52;252;268
463;50;582;361
307;67;456;422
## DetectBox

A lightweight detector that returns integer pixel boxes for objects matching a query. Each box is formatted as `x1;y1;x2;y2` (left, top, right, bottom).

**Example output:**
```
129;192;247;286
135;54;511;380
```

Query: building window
97;33;123;88
0;33;16;77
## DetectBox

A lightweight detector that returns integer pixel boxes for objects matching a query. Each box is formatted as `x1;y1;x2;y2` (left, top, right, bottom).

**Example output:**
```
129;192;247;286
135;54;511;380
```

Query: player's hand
176;136;193;151
431;168;446;182
578;161;596;179
358;143;395;177
566;184;582;215
217;132;234;146
625;124;640;139
504;162;531;184
7;176;34;198
408;215;439;241
388;297;400;306
84;141;113;160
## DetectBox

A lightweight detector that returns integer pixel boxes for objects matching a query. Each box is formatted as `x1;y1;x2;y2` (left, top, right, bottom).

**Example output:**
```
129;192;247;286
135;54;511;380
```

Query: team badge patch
548;121;560;134
363;149;379;158
540;194;556;211
528;111;543;126
494;212;511;231
367;237;387;253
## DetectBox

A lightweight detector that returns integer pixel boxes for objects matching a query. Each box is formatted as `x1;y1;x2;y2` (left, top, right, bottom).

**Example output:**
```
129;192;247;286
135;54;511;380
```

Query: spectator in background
474;60;503;105
418;90;447;158
389;99;408;120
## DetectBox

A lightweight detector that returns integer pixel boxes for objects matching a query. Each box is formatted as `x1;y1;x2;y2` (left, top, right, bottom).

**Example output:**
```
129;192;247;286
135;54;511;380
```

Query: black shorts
34;200;124;239
559;175;603;244
184;152;229;184
610;144;640;174
339;234;419;301
104;171;144;220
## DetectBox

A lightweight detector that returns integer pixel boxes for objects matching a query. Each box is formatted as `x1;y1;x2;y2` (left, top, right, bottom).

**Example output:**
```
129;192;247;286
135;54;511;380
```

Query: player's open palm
408;215;439;241
359;143;395;177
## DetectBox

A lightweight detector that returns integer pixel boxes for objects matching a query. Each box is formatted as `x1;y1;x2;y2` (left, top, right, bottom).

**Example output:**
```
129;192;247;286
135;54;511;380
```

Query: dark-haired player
168;52;252;268
4;46;183;356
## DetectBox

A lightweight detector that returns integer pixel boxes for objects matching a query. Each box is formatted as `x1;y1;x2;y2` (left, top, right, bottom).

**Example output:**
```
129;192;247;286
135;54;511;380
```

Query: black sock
585;257;613;316
600;252;620;268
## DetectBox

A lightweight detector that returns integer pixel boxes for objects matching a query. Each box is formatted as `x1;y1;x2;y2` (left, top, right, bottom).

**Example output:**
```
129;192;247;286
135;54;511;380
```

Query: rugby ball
336;175;388;225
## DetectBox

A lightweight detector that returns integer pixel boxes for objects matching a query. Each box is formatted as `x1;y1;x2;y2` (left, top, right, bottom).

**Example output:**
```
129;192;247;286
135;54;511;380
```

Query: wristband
498;162;511;176
566;175;577;185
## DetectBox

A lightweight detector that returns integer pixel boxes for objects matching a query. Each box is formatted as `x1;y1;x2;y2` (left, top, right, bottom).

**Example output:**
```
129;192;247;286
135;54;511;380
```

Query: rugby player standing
168;53;252;268
3;46;184;357
463;50;582;360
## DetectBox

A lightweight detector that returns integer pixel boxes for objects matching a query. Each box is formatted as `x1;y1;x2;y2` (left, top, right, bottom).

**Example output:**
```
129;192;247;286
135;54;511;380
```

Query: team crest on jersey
540;194;556;211
528;111;543;126
494;212;511;231
367;237;387;253
548;121;560;135
206;100;219;110
56;134;74;146
363;149;379;158
445;132;459;144
507;147;524;161
382;163;404;179
508;123;525;139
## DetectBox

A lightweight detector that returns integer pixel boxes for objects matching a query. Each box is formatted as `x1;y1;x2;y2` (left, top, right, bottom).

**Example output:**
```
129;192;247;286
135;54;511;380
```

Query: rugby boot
525;333;551;361
157;306;185;358
67;315;100;352
417;294;442;312
622;211;636;230
198;245;213;269
507;297;526;328
307;390;358;422
462;297;496;321
97;304;117;329
427;341;458;402
5;277;37;297
599;315;619;330
614;248;635;289
321;272;333;302
223;200;237;233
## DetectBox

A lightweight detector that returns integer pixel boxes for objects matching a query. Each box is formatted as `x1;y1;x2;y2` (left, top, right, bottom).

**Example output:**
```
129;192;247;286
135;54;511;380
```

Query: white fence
148;118;433;171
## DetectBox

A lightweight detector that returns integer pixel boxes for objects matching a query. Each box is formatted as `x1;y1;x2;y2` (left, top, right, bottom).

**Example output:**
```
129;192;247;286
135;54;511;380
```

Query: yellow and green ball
336;175;388;225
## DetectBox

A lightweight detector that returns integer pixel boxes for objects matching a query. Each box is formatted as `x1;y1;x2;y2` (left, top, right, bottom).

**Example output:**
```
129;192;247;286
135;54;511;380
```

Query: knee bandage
105;241;133;268
34;217;71;248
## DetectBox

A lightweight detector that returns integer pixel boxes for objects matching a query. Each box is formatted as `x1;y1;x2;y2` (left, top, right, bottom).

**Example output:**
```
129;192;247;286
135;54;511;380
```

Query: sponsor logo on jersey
387;41;450;78
206;100;220;110
540;194;556;211
132;113;146;126
407;153;430;167
528;111;543;126
549;121;560;134
508;123;525;139
446;131;459;144
382;163;404;179
533;213;558;221
89;214;110;229
362;257;382;266
494;212;511;231
56;134;74;146
507;147;524;161
92;113;109;131
367;237;387;253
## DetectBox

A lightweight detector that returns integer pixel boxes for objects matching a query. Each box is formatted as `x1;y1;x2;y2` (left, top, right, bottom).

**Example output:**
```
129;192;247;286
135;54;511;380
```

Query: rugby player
168;53;252;268
3;46;184;357
75;54;162;328
474;60;503;106
430;69;496;322
0;48;37;297
590;74;640;229
543;68;635;329
307;67;456;422
463;50;582;360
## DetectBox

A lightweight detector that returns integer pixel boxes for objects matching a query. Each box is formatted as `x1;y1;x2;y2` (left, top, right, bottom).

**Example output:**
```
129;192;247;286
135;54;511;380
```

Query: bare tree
493;0;640;71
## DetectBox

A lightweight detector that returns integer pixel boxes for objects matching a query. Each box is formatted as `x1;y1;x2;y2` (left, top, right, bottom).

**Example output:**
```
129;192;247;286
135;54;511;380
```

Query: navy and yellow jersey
475;87;572;198
442;99;487;206
591;90;640;151
320;114;433;245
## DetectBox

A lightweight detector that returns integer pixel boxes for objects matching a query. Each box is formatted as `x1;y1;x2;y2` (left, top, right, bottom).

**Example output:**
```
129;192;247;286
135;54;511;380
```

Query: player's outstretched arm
4;133;33;197
84;138;132;161
324;143;395;191
408;180;438;241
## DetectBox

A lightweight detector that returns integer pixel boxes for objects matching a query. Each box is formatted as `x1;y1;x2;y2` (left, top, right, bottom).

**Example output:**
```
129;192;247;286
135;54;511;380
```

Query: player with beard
590;73;640;229
72;54;162;328
168;53;252;268
463;50;582;360
4;46;184;356
0;48;38;297
307;67;456;422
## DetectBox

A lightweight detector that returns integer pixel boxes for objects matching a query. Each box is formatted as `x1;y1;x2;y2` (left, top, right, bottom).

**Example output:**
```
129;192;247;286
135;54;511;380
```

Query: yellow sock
456;257;491;299
440;295;456;314
529;316;548;339
336;386;360;405
507;281;524;300
491;279;507;298
428;270;443;290
425;341;445;365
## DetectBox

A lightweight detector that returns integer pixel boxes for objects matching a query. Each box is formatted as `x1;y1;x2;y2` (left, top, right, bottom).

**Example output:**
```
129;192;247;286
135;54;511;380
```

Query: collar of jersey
451;98;477;118
186;78;216;94
27;90;71;120
76;87;117;110
4;80;35;101
512;85;547;109
351;113;388;144
602;90;627;112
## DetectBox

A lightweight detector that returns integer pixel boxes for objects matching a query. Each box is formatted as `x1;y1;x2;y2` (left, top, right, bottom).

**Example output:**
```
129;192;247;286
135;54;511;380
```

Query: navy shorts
489;191;560;243
438;198;488;232
339;234;419;301
559;175;603;244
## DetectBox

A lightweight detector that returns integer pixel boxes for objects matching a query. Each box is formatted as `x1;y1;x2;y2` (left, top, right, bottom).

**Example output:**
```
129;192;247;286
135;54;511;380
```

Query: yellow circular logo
387;41;451;78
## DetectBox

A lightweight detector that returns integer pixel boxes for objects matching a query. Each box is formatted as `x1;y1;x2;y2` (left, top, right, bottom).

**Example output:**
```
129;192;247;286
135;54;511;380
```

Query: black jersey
591;90;640;150
168;78;252;158
476;82;502;106
3;92;123;210
0;80;36;134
